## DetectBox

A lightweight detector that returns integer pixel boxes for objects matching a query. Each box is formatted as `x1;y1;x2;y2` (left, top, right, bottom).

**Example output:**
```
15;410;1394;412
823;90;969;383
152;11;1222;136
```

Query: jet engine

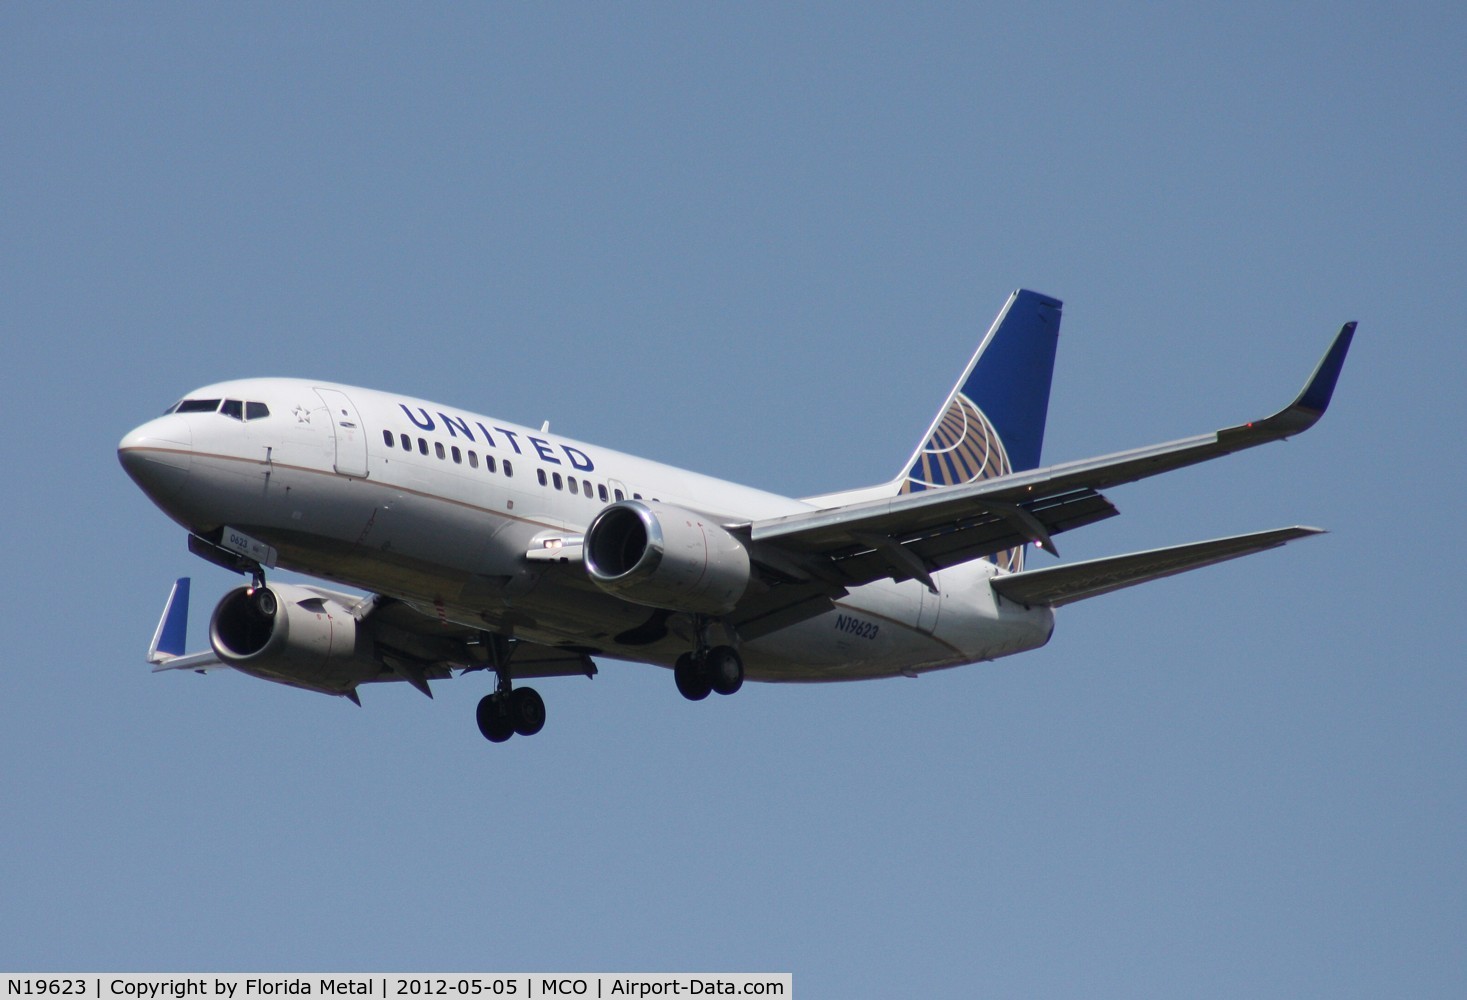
209;583;376;694
583;500;752;615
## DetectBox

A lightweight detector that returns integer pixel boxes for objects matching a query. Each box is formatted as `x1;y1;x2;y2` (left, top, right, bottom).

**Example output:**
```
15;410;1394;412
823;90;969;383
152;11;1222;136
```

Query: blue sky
2;4;1463;996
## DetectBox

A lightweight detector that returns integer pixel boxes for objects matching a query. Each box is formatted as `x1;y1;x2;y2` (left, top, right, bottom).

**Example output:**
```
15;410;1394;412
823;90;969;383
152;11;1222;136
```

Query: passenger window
383;430;394;447
486;455;497;473
569;478;579;495
400;433;411;451
599;485;608;501
469;451;478;469
418;438;428;455
451;446;462;464
537;469;547;486
614;489;624;501
435;442;446;460
553;472;563;490
504;461;513;477
245;401;270;420
220;400;244;420
633;493;642;500
583;479;593;497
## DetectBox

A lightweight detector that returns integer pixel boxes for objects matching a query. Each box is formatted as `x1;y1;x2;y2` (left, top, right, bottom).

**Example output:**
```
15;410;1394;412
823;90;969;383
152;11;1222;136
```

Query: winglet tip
1294;321;1357;415
147;577;192;663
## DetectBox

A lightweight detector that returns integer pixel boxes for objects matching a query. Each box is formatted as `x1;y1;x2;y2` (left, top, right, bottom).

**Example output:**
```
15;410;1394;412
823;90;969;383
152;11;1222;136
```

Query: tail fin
898;289;1062;570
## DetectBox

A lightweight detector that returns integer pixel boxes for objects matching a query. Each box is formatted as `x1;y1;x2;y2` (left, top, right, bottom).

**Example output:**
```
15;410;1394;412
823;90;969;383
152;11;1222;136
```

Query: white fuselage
120;378;1054;682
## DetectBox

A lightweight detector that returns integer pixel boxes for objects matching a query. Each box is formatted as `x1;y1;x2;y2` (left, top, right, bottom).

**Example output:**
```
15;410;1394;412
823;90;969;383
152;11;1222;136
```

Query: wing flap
499;646;598;679
367;596;599;680
990;526;1324;608
727;584;839;641
822;488;1119;587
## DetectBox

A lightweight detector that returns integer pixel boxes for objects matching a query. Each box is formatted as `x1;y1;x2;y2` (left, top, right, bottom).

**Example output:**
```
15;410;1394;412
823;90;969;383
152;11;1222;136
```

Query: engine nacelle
583;500;752;615
209;583;374;694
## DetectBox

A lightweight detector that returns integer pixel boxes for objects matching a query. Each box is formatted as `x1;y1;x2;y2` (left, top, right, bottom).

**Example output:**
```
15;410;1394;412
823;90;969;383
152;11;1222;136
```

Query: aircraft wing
368;596;597;681
989;526;1323;607
144;578;595;696
743;323;1354;593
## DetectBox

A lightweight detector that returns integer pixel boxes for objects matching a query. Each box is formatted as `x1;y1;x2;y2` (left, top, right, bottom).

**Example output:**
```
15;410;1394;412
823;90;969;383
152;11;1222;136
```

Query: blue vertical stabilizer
901;289;1062;490
898;289;1063;570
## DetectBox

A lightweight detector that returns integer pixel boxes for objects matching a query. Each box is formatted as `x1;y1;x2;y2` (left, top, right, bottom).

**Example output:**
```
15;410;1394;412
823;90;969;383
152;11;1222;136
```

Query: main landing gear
476;678;545;744
474;632;545;744
674;644;744;701
673;618;745;701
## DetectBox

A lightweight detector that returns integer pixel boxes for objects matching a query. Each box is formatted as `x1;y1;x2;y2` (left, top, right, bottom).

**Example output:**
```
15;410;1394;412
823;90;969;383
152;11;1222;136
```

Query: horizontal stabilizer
990;526;1324;608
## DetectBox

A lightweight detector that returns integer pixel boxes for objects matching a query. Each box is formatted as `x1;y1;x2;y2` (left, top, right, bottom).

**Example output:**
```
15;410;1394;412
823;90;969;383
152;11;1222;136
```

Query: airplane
119;290;1356;743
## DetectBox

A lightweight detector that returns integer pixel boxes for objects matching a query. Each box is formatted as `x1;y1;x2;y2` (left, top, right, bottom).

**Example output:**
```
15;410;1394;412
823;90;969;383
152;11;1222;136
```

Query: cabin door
314;387;370;478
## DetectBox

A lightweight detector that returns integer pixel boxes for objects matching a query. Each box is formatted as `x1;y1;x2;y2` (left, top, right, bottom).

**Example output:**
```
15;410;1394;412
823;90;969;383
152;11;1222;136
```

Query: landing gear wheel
251;587;277;618
674;652;712;701
706;645;744;696
476;693;514;743
509;687;546;736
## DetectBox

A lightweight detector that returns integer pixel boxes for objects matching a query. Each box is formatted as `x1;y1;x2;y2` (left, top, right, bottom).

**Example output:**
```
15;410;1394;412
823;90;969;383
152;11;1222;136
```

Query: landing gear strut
475;633;546;744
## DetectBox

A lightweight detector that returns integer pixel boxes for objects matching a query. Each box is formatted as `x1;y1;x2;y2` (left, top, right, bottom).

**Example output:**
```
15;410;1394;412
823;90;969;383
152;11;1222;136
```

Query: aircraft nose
118;416;193;503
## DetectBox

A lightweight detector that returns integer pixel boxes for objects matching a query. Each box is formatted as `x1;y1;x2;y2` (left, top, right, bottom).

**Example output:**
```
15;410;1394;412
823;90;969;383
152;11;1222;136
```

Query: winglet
148;577;191;664
1221;321;1357;445
1292;321;1356;416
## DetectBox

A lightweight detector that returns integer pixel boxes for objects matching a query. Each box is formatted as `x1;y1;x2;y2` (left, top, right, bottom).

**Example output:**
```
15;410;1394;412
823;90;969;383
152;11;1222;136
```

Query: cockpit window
176;399;222;413
167;397;270;419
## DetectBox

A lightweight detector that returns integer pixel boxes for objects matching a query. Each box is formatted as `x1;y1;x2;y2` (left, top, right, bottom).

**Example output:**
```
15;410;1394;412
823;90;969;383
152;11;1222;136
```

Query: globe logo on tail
901;392;1024;572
